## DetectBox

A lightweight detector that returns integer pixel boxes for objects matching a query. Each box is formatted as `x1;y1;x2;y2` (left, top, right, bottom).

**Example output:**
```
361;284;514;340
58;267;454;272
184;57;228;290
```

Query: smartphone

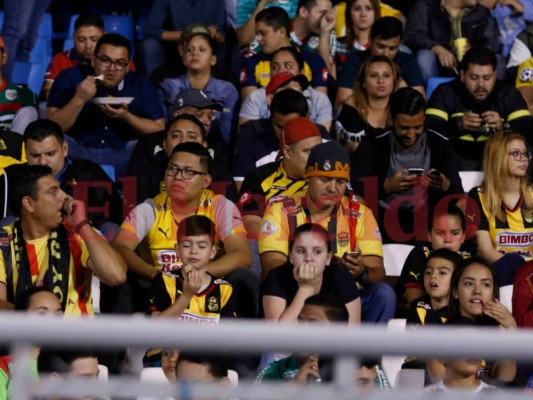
430;170;441;177
407;168;424;176
343;251;360;258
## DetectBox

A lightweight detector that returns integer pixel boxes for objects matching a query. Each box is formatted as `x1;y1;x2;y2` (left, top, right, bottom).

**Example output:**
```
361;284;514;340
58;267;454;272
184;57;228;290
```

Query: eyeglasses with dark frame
166;164;207;180
508;150;533;161
96;56;128;70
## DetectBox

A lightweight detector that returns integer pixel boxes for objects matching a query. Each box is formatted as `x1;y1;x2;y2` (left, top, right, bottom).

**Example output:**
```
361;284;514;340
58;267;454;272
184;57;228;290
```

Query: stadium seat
91;274;101;314
381;318;407;387
63;38;74;52
98;364;108;381
135;14;148;41
29;37;52;67
38;13;53;40
500;285;513;313
27;63;46;95
101;164;116;182
11;62;32;86
382;244;414;277
103;14;135;43
459;171;483;193
426;77;455;100
140;367;168;383
67;14;80;37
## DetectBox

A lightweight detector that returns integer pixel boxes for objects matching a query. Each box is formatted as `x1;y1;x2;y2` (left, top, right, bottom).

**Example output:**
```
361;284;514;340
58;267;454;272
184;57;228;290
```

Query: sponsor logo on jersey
497;231;533;247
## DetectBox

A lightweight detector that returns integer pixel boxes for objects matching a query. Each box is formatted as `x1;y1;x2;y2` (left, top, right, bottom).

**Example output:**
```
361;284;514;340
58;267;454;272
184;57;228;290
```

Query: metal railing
2;314;533;399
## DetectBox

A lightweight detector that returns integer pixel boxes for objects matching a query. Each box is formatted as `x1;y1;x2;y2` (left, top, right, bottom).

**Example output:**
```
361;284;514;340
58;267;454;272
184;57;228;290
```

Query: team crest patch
282;204;302;216
201;198;213;208
308;36;319;49
520;67;533;82
323;160;331;171
237;191;251;206
261;220;278;234
5;89;17;101
337;231;349;247
207;296;219;312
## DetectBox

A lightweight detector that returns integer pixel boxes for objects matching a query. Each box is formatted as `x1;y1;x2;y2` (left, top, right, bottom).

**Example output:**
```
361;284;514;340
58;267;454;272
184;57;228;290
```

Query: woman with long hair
262;223;361;324
335;0;381;66
158;28;239;143
335;55;399;153
468;130;533;285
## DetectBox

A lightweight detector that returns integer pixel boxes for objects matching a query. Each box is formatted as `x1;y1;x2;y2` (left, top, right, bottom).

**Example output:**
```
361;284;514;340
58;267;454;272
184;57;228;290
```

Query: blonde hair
482;130;533;222
350;55;399;123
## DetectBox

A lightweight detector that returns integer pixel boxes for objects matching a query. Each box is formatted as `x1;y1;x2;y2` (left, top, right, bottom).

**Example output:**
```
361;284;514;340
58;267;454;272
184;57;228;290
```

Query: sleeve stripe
507;109;531;122
426;108;449;121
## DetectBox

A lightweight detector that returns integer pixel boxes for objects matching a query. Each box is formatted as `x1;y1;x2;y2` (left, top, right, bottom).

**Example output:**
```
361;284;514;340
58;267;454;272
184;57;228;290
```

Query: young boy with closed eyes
149;215;235;323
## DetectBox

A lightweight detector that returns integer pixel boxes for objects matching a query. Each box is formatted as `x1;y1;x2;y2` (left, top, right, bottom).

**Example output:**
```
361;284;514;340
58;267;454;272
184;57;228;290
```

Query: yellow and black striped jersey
150;270;236;324
470;187;533;261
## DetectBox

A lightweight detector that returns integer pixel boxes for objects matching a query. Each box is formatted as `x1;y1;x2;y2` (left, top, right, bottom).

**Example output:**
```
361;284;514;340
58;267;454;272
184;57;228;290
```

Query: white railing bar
1;315;533;360
23;377;533;400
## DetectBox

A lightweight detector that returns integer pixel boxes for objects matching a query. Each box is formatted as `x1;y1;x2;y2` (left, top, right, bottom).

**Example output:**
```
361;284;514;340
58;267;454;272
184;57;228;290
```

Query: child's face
299;304;331;324
176;234;216;269
289;231;332;272
429;214;465;251
454;263;494;318
423;257;453;302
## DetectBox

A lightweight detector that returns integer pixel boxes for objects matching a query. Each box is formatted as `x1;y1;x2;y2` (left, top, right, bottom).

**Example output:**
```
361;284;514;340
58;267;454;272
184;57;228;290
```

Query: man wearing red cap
0;36;37;134
237;117;323;243
259;140;395;323
239;68;332;130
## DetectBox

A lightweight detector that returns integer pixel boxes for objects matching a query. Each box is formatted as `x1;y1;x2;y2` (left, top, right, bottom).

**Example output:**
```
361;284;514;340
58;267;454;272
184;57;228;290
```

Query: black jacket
404;0;501;53
350;130;464;205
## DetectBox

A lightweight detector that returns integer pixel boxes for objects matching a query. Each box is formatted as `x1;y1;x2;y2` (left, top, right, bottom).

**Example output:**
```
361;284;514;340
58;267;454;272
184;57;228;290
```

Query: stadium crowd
1;0;533;397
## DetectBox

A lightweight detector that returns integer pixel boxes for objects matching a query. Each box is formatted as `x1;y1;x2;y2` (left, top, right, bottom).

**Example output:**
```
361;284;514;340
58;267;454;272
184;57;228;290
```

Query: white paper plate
92;97;134;105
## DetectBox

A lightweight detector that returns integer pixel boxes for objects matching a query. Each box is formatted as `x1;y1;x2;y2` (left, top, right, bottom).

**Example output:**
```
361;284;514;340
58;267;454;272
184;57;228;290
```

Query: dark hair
94;33;131;59
428;203;466;232
23;119;65;144
289;223;332;253
184;32;217;57
8;164;53;216
303;293;349;322
370;17;403;41
390;87;425;118
177;351;229;379
448;257;499;320
168;114;207;139
426;248;464;272
177;215;215;242
38;348;98;374
74;12;105;31
272;46;305;71
270;89;309;116
298;0;320;10
255;7;290;34
14;287;60;311
460;46;497;72
170;141;213;174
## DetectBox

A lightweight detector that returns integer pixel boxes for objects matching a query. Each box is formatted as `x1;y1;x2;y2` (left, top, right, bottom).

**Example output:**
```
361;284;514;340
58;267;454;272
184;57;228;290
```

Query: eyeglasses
96;56;128;70
508;150;533;161
166;165;207;180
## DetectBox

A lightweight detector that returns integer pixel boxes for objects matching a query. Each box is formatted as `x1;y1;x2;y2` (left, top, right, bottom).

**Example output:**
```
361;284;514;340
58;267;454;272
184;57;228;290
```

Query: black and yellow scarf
12;219;73;310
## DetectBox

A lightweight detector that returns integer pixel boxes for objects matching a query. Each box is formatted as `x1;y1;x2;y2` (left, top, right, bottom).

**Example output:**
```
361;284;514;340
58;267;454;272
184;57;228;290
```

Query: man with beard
426;46;532;171
46;33;165;177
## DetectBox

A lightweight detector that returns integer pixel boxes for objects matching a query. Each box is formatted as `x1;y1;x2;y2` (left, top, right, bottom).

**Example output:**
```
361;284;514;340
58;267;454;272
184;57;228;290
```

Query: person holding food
46;33;165;177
